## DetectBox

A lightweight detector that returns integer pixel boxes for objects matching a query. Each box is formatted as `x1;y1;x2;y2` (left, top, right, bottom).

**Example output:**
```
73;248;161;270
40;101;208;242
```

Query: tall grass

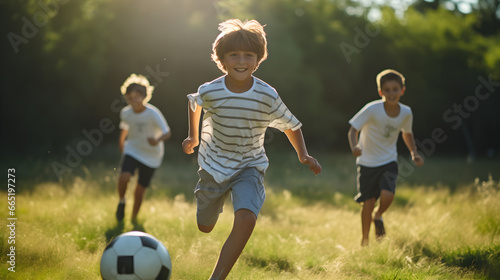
0;148;499;279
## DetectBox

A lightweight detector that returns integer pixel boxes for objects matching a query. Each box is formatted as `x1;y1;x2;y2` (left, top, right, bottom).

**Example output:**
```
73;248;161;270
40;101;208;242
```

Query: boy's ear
401;86;406;95
378;90;383;97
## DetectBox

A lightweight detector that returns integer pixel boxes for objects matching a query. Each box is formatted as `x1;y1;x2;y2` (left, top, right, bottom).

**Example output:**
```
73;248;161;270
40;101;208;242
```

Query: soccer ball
100;231;172;280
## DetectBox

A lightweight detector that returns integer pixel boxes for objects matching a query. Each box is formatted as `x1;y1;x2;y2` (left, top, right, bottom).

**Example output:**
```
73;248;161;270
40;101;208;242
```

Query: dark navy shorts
354;161;398;203
120;155;156;187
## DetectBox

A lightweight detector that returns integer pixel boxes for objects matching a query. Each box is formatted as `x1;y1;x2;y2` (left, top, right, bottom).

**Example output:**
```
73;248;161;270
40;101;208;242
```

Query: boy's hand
352;146;362;157
412;152;424;167
148;137;159;146
300;155;322;175
182;137;199;154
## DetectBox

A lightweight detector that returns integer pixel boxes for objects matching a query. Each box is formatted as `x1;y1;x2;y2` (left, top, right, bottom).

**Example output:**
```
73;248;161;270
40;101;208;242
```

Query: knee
362;198;376;207
198;223;215;233
119;172;131;183
380;190;395;198
134;187;146;201
235;209;257;228
135;184;146;194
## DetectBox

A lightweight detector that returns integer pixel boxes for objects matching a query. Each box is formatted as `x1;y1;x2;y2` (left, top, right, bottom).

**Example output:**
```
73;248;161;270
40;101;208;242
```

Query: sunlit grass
0;151;499;279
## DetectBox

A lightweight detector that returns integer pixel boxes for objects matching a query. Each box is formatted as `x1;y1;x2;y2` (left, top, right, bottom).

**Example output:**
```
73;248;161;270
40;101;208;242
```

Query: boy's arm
148;131;172;146
348;126;362;157
182;101;202;154
402;132;424;167
284;128;321;175
119;129;128;153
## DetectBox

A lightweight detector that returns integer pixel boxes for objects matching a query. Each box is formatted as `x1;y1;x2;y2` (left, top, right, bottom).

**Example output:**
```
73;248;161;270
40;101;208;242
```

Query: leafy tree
1;0;499;158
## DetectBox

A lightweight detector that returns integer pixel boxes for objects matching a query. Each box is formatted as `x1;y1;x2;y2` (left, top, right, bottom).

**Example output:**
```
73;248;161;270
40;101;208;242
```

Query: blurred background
2;0;499;165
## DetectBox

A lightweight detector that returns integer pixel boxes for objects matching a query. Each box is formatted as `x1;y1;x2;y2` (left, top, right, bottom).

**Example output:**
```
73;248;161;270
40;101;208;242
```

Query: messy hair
376;69;405;91
120;74;154;104
212;19;268;73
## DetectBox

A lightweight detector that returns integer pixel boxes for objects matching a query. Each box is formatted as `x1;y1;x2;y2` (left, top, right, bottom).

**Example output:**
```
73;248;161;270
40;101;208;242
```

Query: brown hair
120;74;154;104
376;69;405;91
211;19;268;73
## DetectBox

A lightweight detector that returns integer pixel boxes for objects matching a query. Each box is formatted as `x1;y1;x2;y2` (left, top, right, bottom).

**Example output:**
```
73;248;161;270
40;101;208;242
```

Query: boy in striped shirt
182;19;321;280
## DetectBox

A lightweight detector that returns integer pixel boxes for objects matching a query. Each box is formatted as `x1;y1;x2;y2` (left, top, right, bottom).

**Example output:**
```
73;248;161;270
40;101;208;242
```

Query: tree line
2;0;499;159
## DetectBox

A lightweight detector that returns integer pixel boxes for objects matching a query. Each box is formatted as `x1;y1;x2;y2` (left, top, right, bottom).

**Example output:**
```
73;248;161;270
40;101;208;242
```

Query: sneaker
374;218;386;240
116;202;125;222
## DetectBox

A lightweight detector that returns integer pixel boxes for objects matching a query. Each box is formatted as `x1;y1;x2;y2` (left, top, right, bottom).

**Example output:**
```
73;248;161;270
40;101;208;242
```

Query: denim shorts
195;168;266;226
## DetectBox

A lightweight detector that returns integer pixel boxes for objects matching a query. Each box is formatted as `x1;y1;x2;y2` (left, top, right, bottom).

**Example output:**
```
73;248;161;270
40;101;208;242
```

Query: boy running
182;19;321;280
348;69;423;246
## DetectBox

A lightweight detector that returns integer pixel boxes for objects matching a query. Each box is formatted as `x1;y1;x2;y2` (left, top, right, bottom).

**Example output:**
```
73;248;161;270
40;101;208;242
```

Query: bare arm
182;101;202;154
402;132;424;167
119;129;128;153
284;128;321;175
348;126;362;157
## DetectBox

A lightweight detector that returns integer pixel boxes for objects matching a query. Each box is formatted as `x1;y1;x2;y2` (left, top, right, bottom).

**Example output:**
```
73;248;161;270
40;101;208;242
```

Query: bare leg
118;172;132;200
361;198;376;246
198;223;216;233
210;209;256;280
374;190;394;220
116;172;132;221
132;184;146;221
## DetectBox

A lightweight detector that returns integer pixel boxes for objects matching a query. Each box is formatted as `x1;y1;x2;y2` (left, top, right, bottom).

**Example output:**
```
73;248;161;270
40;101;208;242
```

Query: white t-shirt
349;100;413;167
119;104;170;168
188;75;302;183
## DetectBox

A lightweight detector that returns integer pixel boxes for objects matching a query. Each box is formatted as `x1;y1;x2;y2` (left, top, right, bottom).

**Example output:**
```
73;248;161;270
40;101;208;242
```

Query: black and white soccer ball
100;231;172;280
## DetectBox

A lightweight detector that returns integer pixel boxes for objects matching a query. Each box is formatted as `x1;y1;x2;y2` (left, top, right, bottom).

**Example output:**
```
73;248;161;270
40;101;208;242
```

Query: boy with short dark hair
182;19;321;280
348;69;423;246
116;74;171;223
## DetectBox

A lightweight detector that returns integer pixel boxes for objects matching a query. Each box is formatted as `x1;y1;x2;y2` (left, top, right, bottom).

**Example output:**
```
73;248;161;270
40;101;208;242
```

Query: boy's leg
132;183;146;221
373;190;394;240
195;169;230;234
116;172;131;221
131;162;155;221
210;209;256;280
373;162;397;239
198;223;216;233
361;198;376;246
374;189;394;220
118;172;132;200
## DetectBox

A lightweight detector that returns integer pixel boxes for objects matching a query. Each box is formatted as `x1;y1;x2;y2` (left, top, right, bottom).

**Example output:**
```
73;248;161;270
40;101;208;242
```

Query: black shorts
354;161;398;203
120;155;156;187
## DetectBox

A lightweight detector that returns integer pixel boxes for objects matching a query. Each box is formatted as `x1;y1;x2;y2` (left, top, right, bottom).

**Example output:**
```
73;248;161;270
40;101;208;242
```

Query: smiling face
124;90;146;112
379;80;406;106
212;19;268;75
222;50;258;92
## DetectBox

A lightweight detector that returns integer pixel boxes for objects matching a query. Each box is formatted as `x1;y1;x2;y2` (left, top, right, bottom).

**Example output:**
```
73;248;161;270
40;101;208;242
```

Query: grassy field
1;146;499;279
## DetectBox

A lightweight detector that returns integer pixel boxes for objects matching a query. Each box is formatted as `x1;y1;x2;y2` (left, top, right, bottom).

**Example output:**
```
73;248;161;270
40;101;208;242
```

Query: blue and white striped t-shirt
188;76;302;183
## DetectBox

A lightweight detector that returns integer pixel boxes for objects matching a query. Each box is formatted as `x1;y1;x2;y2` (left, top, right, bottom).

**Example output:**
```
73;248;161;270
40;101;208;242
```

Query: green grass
0;148;499;279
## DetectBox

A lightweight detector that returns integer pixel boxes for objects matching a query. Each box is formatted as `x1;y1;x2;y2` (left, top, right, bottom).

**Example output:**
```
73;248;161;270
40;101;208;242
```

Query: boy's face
222;50;258;82
378;80;405;105
124;90;146;110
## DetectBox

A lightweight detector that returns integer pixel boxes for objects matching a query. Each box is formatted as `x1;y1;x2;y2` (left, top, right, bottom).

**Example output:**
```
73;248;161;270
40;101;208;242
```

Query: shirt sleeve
349;103;372;130
268;96;302;132
188;82;207;112
187;92;202;112
401;109;413;133
156;112;170;134
119;109;130;130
